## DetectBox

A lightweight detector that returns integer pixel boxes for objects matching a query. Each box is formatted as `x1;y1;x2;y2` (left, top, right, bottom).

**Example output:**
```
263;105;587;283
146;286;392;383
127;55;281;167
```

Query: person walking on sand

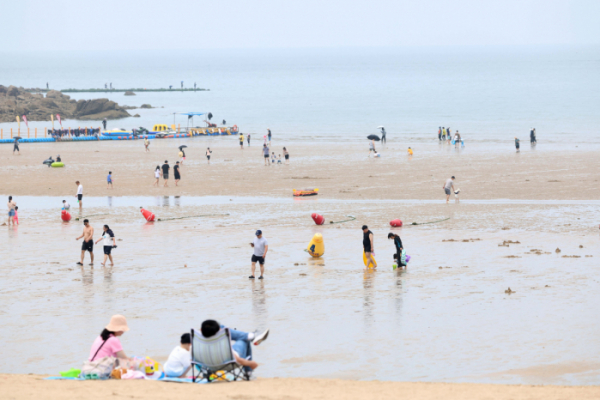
530;128;537;144
107;171;113;189
174;161;181;186
247;134;251;146
178;149;184;165
249;230;268;279
515;137;520;152
95;224;116;266
380;127;386;143
162;161;170;187
362;225;376;270
368;140;376;157
75;181;83;211
206;147;212;164
263;144;270;166
76;219;94;266
283;147;289;164
239;133;244;149
438;126;442;141
388;233;405;269
7;196;16;226
267;129;272;144
13;137;20;155
144;137;150;152
153;166;160;186
443;176;455;203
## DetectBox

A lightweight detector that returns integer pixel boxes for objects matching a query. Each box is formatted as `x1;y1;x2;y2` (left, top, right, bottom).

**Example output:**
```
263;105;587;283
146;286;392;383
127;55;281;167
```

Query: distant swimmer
283;147;289;165
76;219;94;266
438;127;442;141
102;118;107;130
443;176;455;204
380;127;386;144
362;225;376;270
530;128;537;144
75;181;83;210
515;137;520;152
247;134;251;146
267;129;272;144
206;148;212;164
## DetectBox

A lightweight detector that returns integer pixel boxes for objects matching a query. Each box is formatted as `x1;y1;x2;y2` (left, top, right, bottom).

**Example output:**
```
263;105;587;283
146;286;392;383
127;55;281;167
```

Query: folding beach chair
191;328;251;382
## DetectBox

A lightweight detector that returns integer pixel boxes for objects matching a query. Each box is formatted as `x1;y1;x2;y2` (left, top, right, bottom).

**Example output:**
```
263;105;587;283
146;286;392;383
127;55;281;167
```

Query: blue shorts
8;210;15;217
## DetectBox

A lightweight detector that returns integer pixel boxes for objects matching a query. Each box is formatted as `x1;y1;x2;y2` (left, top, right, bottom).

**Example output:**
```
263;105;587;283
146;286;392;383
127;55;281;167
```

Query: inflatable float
307;233;324;257
362;251;377;269
390;219;403;227
311;213;325;225
140;207;155;222
61;210;71;222
294;188;318;197
51;162;65;168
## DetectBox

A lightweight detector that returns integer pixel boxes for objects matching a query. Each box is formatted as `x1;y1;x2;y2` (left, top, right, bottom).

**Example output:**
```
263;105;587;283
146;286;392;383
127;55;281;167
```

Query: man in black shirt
362;225;376;270
162;160;170;187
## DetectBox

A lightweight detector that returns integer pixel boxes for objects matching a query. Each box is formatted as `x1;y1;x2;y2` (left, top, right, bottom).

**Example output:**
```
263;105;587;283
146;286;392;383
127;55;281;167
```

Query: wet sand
2;138;600;200
3;375;600;400
1;138;599;396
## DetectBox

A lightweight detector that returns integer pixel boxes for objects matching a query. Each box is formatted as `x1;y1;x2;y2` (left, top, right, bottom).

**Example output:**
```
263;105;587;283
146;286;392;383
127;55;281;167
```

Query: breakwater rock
0;85;130;122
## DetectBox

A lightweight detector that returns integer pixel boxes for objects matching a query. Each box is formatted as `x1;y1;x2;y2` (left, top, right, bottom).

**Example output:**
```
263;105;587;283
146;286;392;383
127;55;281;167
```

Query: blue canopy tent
179;112;205;129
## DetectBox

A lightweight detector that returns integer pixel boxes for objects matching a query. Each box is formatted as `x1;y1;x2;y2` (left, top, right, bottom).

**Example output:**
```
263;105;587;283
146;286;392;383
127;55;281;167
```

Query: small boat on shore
293;188;319;197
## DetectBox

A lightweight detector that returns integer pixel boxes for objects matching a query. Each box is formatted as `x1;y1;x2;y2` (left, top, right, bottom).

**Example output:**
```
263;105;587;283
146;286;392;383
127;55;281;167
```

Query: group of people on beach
50;128;100;140
75;218;117;267
87;314;269;378
515;128;537;152
438;126;463;147
362;225;406;271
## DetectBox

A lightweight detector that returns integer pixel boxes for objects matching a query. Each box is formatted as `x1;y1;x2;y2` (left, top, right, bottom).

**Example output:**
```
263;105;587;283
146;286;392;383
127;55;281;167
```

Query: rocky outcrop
124;91;136;96
140;104;153;109
0;85;130;122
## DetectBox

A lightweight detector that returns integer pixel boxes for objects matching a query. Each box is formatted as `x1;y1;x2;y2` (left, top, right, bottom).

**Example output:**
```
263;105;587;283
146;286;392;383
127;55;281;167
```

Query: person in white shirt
94;224;116;266
75;181;83;210
62;200;70;210
249;230;268;279
153;166;160;187
164;333;192;378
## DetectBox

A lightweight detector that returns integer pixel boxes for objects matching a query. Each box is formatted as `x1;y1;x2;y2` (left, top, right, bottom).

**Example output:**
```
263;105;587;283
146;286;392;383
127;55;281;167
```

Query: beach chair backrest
191;328;236;370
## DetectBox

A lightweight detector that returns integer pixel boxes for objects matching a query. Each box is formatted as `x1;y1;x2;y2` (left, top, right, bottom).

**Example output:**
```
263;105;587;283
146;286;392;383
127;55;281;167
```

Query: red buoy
311;213;325;225
390;219;403;227
61;210;71;222
141;208;155;222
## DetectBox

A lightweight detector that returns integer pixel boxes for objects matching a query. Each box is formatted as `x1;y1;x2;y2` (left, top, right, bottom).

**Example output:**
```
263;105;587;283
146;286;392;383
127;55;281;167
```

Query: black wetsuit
363;230;373;253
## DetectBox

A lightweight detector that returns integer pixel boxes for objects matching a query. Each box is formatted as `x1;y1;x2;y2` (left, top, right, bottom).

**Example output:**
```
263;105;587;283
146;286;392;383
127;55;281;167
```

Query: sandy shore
2;375;599;400
2;138;599;200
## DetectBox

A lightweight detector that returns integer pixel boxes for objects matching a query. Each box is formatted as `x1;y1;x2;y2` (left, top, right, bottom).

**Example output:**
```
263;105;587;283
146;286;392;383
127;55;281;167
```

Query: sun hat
106;314;129;332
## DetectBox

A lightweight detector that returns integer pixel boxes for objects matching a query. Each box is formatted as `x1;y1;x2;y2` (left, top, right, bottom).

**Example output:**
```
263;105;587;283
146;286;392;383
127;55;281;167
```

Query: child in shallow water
14;206;19;225
277;154;282;164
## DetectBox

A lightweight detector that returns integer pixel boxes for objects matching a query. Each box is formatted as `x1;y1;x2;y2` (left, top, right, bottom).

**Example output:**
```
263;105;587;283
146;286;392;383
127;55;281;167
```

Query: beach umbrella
14;136;22;140
377;126;385;129
367;134;380;141
179;145;188;149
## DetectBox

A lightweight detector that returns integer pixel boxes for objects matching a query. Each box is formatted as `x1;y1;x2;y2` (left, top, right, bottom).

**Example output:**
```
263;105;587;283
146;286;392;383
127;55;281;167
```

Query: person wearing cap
362;225;376;270
88;314;130;363
443;176;455;203
249;230;268;279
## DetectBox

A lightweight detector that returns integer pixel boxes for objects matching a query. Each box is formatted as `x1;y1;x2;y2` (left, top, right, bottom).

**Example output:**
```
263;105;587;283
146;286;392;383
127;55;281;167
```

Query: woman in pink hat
88;314;131;363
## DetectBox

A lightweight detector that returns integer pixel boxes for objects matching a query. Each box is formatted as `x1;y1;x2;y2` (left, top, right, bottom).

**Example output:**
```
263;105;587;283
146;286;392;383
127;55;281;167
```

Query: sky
2;0;600;51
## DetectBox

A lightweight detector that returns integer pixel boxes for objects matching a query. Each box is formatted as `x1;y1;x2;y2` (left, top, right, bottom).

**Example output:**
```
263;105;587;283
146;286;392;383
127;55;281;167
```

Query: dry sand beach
1;137;599;399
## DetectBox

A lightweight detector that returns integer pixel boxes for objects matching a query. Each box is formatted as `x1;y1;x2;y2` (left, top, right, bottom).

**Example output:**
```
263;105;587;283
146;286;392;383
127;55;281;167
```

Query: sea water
1;45;599;144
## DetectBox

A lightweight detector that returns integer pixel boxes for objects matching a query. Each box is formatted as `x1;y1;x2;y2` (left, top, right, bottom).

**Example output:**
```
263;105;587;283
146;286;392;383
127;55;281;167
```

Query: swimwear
81;240;94;252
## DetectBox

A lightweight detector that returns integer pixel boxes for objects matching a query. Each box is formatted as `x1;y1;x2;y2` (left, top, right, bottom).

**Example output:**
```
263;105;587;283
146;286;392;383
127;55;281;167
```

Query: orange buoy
141;207;155;222
61;210;71;222
390;219;403;227
312;213;325;225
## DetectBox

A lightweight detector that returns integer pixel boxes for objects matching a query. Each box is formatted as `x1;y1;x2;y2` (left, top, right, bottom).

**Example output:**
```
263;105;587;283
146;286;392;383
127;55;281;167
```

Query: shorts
251;255;265;265
82;240;93;252
103;246;112;255
264;154;269;158
444;188;451;195
14;145;19;151
174;174;181;180
8;209;15;217
207;156;211;160
285;154;289;160
77;194;83;201
163;173;169;179
107;180;112;184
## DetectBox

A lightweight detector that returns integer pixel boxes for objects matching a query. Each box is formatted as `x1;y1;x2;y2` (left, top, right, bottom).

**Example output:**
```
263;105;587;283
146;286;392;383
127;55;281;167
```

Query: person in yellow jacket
407;147;413;156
